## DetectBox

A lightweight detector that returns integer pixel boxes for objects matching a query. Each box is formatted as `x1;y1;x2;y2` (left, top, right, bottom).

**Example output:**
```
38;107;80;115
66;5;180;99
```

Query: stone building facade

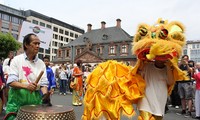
52;19;137;66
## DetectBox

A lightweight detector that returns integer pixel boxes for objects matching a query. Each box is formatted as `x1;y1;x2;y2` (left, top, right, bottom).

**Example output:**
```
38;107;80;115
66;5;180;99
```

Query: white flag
19;21;53;49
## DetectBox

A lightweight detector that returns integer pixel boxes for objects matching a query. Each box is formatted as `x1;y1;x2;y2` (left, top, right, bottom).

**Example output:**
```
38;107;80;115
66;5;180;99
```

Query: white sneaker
175;106;179;109
63;93;66;96
168;104;172;107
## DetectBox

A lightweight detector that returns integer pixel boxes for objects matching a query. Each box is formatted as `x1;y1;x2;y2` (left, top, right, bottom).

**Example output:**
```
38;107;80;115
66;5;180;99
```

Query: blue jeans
59;79;67;94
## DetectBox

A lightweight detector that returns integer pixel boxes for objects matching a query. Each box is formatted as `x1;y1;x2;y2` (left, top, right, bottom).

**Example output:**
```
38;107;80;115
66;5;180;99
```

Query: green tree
0;32;21;58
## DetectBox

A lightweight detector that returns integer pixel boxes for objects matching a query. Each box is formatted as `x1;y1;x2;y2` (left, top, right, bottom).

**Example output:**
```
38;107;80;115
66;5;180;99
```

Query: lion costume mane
82;19;188;120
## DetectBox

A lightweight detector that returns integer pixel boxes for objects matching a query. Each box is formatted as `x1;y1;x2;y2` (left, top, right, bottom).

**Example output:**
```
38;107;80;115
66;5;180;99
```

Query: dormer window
102;34;108;40
83;37;88;42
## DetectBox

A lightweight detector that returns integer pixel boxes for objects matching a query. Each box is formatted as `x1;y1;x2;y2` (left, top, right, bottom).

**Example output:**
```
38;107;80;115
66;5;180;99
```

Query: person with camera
176;55;194;118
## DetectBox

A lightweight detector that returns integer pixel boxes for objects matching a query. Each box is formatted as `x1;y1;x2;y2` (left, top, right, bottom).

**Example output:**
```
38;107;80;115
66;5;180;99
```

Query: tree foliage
0;32;21;58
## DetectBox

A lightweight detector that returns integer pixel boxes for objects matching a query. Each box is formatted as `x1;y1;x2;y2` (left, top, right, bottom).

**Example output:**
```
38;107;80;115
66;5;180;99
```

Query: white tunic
137;63;168;116
7;54;48;88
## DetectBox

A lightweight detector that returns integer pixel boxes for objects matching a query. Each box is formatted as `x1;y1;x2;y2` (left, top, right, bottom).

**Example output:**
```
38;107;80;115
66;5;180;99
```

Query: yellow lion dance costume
82;19;188;120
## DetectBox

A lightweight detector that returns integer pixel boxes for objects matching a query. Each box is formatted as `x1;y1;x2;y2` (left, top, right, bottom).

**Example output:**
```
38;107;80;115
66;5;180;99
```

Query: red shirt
193;72;200;90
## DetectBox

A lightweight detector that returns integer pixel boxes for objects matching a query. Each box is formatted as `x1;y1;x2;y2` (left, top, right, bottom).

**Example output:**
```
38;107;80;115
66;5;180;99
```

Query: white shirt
51;65;59;77
84;71;91;78
3;58;11;73
137;63;168;116
7;53;48;88
3;58;9;67
59;69;68;80
3;65;10;75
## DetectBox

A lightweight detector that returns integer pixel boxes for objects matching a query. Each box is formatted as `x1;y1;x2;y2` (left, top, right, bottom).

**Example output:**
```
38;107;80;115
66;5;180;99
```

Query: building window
38;54;43;59
102;34;108;40
192;44;195;49
54;34;58;39
76;48;81;55
40;22;45;27
70;32;74;37
12;25;19;32
96;46;103;55
58;50;62;58
75;34;78;38
53;27;58;32
65;49;70;57
45;55;50;59
60;36;63;41
2;14;10;21
54;49;57;54
2;22;9;30
59;29;64;34
39;48;44;53
190;49;200;63
32;20;38;25
65;31;69;35
197;44;200;48
19;19;24;24
60;43;63;47
183;49;187;55
66;38;69;42
2;31;8;34
121;45;128;53
11;17;19;24
55;42;58;47
45;48;50;54
46;24;51;29
109;46;115;54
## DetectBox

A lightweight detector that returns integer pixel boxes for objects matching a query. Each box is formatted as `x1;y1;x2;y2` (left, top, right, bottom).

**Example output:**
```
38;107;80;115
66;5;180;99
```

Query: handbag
70;77;77;89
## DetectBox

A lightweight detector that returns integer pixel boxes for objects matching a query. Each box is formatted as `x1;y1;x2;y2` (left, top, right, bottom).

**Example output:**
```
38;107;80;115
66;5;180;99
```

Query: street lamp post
71;45;74;65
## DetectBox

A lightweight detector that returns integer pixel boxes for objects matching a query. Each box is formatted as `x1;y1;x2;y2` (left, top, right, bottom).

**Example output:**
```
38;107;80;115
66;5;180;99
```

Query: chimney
87;24;92;32
101;21;106;29
116;19;121;28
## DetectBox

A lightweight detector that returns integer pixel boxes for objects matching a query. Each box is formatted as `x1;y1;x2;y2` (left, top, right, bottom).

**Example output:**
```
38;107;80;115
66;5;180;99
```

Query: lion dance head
133;18;185;61
131;18;188;82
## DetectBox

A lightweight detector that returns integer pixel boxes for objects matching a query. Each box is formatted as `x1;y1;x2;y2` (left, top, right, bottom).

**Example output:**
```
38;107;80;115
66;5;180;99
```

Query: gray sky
1;0;199;40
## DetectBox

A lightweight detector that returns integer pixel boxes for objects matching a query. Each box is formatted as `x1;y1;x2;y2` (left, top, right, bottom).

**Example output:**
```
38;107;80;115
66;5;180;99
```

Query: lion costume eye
159;29;168;39
139;27;147;36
